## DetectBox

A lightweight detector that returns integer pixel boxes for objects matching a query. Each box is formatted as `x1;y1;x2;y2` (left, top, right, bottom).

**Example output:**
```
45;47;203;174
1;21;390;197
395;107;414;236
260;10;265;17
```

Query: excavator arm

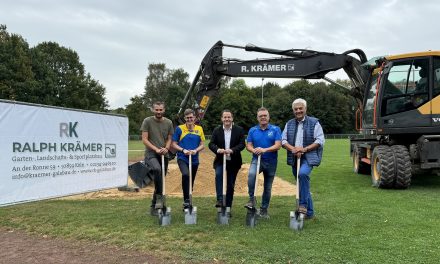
176;40;370;123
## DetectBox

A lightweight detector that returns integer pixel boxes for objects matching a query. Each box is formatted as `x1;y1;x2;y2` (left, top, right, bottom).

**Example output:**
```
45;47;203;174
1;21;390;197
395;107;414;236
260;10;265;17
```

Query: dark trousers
177;159;199;201
145;152;168;205
214;163;240;207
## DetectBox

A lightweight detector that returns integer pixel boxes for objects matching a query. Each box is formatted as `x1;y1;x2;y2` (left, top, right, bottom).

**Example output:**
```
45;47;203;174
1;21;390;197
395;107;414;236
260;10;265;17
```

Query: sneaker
244;198;255;209
215;200;223;208
259;208;270;219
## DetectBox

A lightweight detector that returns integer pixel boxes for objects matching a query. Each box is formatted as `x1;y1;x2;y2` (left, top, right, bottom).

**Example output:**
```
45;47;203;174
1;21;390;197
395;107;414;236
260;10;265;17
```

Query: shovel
158;154;171;226
184;153;197;225
217;154;230;225
245;155;261;227
290;156;304;231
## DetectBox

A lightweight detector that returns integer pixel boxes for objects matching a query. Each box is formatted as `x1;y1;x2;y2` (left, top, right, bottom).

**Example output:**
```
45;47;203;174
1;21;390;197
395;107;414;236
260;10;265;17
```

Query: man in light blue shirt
282;98;325;219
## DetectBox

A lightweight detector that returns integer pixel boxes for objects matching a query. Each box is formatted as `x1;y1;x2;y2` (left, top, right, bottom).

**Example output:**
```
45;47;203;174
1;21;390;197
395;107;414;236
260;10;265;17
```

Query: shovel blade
184;206;197;225
217;207;230;225
245;208;259;227
289;211;304;231
158;207;171;226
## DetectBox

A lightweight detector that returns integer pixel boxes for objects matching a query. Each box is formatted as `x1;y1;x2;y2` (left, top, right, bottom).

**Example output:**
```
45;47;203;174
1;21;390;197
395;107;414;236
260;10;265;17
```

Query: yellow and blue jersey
172;124;205;164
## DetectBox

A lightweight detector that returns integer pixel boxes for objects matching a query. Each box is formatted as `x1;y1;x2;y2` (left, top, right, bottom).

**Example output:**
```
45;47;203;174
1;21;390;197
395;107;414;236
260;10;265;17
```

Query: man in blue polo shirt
245;107;282;219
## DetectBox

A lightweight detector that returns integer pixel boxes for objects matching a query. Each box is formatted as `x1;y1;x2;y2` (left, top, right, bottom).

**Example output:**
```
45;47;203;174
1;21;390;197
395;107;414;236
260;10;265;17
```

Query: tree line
1;25;357;136
0;25;108;111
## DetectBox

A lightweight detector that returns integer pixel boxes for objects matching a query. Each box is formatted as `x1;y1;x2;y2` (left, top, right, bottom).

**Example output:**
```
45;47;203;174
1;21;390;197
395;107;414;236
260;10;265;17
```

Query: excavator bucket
128;161;153;188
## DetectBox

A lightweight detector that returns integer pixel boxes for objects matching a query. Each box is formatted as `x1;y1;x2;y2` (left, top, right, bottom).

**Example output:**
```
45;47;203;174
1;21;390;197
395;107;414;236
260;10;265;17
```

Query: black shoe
215;200;223;208
244;198;255;209
155;194;164;209
259;208;269;219
183;200;191;211
298;206;307;215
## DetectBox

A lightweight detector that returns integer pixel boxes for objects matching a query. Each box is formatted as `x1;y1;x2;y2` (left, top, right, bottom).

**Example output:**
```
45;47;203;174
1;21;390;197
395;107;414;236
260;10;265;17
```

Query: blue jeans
292;158;314;217
215;164;240;207
247;159;277;209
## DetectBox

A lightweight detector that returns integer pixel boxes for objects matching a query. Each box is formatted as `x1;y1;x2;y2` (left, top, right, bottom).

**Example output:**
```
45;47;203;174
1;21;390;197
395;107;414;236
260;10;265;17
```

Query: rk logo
60;122;78;137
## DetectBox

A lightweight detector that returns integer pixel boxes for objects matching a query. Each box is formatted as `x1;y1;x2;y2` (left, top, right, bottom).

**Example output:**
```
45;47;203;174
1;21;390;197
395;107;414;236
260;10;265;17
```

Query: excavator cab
373;54;438;132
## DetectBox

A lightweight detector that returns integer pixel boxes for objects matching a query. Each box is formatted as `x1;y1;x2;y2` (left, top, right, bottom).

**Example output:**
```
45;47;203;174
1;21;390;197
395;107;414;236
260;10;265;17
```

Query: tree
257;82;291;127
142;63;189;119
0;25;36;101
144;63;168;106
282;80;355;133
164;68;190;118
125;95;150;135
123;63;190;135
0;25;108;111
30;42;108;111
203;79;258;132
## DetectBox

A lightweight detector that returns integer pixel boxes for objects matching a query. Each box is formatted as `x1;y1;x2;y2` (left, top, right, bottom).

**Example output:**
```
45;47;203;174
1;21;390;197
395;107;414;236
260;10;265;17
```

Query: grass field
1;139;440;263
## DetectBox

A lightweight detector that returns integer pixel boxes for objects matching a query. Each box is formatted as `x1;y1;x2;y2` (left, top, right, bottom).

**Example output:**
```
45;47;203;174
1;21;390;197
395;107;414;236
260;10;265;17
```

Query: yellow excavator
177;41;440;189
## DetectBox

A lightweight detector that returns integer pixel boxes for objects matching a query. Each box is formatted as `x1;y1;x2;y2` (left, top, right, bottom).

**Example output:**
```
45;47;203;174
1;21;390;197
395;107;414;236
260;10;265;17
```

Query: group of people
140;98;324;220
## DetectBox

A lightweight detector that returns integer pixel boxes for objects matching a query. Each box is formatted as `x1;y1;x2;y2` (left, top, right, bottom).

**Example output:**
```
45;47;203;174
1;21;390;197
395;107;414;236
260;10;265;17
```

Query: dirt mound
67;151;295;199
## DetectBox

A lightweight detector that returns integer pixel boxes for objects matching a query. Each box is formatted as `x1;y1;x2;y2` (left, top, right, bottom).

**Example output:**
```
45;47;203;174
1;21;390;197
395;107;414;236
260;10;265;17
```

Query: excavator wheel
371;145;395;188
391;145;412;189
353;145;370;175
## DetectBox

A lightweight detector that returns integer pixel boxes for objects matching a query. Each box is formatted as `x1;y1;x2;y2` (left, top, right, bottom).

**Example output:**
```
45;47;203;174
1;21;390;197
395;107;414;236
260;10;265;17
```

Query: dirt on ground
67;150;296;200
0;227;174;264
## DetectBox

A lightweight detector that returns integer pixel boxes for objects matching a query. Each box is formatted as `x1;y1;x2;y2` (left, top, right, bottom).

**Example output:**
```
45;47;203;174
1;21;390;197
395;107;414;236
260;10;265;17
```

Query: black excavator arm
176;40;370;123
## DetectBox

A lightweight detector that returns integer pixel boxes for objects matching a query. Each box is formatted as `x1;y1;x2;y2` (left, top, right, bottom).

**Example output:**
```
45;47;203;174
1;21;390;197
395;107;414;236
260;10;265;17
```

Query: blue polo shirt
247;124;282;163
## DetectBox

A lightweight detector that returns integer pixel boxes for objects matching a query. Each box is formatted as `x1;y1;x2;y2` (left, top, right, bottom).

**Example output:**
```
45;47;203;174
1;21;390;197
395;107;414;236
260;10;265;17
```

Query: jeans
215;163;240;207
177;159;199;201
247;159;277;209
145;152;168;205
292;158;314;217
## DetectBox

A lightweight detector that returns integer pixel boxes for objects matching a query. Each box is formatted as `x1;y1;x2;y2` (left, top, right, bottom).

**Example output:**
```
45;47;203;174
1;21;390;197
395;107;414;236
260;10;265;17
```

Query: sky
2;0;440;109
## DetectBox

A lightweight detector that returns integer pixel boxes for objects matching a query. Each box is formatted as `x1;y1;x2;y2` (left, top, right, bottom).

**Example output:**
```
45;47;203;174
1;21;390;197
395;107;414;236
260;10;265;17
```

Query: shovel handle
161;155;166;196
222;154;227;202
189;154;192;197
296;156;300;202
253;155;261;200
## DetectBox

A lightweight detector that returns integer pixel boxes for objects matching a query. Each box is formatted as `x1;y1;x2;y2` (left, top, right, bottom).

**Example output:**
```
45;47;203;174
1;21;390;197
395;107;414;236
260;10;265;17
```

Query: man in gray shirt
140;101;174;216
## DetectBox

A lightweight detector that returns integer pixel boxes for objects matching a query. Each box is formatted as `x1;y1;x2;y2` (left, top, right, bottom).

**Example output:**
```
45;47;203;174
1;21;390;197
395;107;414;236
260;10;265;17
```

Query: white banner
0;100;128;206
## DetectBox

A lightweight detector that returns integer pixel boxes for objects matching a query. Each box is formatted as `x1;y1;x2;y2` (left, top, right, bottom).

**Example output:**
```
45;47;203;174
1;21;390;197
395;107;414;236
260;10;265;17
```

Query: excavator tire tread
391;145;412;189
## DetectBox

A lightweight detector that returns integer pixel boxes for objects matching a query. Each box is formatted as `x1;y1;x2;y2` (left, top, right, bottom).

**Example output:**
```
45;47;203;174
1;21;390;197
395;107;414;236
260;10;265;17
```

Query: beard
154;113;163;119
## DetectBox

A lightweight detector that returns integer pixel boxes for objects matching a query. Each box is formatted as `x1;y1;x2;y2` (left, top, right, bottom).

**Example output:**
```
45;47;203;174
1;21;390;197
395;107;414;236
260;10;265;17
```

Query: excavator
176;40;440;189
